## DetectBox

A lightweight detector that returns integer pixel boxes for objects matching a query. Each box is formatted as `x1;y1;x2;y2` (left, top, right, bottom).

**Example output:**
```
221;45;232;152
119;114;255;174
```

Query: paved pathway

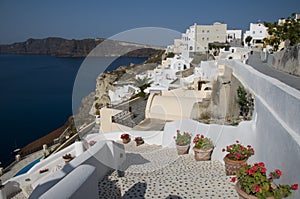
99;142;238;199
247;52;300;91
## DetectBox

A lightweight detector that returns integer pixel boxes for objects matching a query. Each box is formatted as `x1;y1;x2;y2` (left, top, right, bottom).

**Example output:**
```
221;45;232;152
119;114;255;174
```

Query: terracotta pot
64;158;72;164
223;154;247;176
193;147;213;161
235;182;274;199
122;138;131;144
135;140;144;146
176;144;190;155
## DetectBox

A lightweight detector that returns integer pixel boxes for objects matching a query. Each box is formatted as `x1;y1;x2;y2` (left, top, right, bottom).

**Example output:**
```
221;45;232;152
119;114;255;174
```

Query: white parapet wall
39;165;98;199
218;60;300;199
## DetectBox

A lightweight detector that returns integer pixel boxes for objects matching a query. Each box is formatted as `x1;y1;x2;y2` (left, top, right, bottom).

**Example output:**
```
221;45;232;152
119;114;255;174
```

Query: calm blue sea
0;54;146;167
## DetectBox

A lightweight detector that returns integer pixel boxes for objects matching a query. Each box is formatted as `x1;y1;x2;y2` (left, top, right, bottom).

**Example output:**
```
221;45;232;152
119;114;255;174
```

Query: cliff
0;37;162;57
19;116;76;157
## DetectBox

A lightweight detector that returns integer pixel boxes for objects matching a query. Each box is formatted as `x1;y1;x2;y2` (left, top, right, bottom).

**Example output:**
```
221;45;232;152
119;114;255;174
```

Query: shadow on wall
122;182;147;199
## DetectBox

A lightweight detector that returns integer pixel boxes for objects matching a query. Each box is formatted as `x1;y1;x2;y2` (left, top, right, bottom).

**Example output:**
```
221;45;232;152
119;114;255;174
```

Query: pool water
14;158;41;176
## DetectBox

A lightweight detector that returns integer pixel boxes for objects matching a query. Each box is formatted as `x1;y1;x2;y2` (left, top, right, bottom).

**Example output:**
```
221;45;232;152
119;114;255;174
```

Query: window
259;31;262;33
202;37;205;40
207;30;210;33
202;30;205;33
189;46;193;50
253;31;255;34
207;37;209;40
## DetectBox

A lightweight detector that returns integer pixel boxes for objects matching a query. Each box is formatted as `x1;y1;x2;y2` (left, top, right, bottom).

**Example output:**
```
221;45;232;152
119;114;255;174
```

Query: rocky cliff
0;37;161;57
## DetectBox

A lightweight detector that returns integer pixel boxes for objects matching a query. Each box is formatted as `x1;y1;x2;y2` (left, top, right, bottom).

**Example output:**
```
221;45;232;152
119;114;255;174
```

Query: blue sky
0;0;299;44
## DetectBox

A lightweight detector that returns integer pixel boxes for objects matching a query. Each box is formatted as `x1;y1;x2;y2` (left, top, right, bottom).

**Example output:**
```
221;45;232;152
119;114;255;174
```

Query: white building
226;30;242;43
108;85;140;105
166;39;185;55
243;23;268;47
168;22;227;62
161;54;189;71
194;22;227;52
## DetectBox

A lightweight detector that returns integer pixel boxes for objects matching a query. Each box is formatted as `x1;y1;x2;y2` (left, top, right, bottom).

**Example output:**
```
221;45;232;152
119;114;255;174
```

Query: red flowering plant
232;162;298;199
134;136;144;142
222;140;254;161
120;133;130;140
173;130;191;146
193;134;214;150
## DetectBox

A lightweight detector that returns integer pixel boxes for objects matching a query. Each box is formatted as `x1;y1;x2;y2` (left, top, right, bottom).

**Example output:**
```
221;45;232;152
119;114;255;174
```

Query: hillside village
1;13;300;199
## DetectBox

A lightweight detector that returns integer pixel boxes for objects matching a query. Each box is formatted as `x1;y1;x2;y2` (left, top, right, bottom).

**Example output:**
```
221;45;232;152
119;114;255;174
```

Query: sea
0;54;147;167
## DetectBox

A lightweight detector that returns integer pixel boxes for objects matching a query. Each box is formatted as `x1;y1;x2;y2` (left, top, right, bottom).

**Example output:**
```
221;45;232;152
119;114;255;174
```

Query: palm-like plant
245;36;252;47
133;76;153;96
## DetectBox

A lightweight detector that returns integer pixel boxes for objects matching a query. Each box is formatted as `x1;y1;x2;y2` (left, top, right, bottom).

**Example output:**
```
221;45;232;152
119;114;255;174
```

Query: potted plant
120;133;131;144
232;162;298;199
134;137;144;146
192;134;214;161
173;130;191;155
39;168;49;174
62;153;73;163
222;140;254;175
88;140;97;146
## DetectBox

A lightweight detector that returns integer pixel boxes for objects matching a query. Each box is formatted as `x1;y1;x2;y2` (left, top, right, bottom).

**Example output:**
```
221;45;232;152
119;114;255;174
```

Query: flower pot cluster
120;133;144;146
174;130;214;161
222;140;298;199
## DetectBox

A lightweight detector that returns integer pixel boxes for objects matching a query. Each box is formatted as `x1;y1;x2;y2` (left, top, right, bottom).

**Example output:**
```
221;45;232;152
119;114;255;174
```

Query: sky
0;0;299;45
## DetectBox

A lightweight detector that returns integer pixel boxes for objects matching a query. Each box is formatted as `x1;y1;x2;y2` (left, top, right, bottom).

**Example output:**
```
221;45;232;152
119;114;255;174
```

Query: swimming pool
14;158;41;176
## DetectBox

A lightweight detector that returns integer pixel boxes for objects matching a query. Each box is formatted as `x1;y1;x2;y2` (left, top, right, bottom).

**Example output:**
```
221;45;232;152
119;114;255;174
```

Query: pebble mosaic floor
98;143;239;199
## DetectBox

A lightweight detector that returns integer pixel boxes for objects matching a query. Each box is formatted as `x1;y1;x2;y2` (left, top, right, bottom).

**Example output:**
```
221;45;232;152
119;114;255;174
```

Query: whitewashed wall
219;60;300;199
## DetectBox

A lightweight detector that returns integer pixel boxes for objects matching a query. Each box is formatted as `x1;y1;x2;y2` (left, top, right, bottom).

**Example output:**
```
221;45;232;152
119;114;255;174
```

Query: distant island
0;37;162;58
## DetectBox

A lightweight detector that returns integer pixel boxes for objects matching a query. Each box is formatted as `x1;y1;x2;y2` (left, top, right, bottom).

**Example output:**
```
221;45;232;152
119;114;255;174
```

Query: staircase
98;143;238;198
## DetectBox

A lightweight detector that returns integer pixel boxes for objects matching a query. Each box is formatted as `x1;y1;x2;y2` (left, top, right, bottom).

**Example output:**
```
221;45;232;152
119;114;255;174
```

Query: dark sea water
0;54;146;167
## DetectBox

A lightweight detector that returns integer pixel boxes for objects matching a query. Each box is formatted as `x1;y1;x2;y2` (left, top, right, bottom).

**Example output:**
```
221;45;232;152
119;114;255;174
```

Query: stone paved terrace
99;142;238;199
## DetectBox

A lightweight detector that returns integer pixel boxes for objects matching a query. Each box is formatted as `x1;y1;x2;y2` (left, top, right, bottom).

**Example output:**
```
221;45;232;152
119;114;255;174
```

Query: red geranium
291;184;298;190
120;133;130;140
222;140;254;161
231;177;236;183
237;162;298;198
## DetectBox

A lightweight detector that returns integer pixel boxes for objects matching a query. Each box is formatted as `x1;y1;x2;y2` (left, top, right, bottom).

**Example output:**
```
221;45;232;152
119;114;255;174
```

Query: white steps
98;144;238;198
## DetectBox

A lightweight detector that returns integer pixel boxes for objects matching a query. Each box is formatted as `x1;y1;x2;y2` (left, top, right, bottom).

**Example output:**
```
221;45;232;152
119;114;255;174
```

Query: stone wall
193;64;242;123
267;44;300;76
